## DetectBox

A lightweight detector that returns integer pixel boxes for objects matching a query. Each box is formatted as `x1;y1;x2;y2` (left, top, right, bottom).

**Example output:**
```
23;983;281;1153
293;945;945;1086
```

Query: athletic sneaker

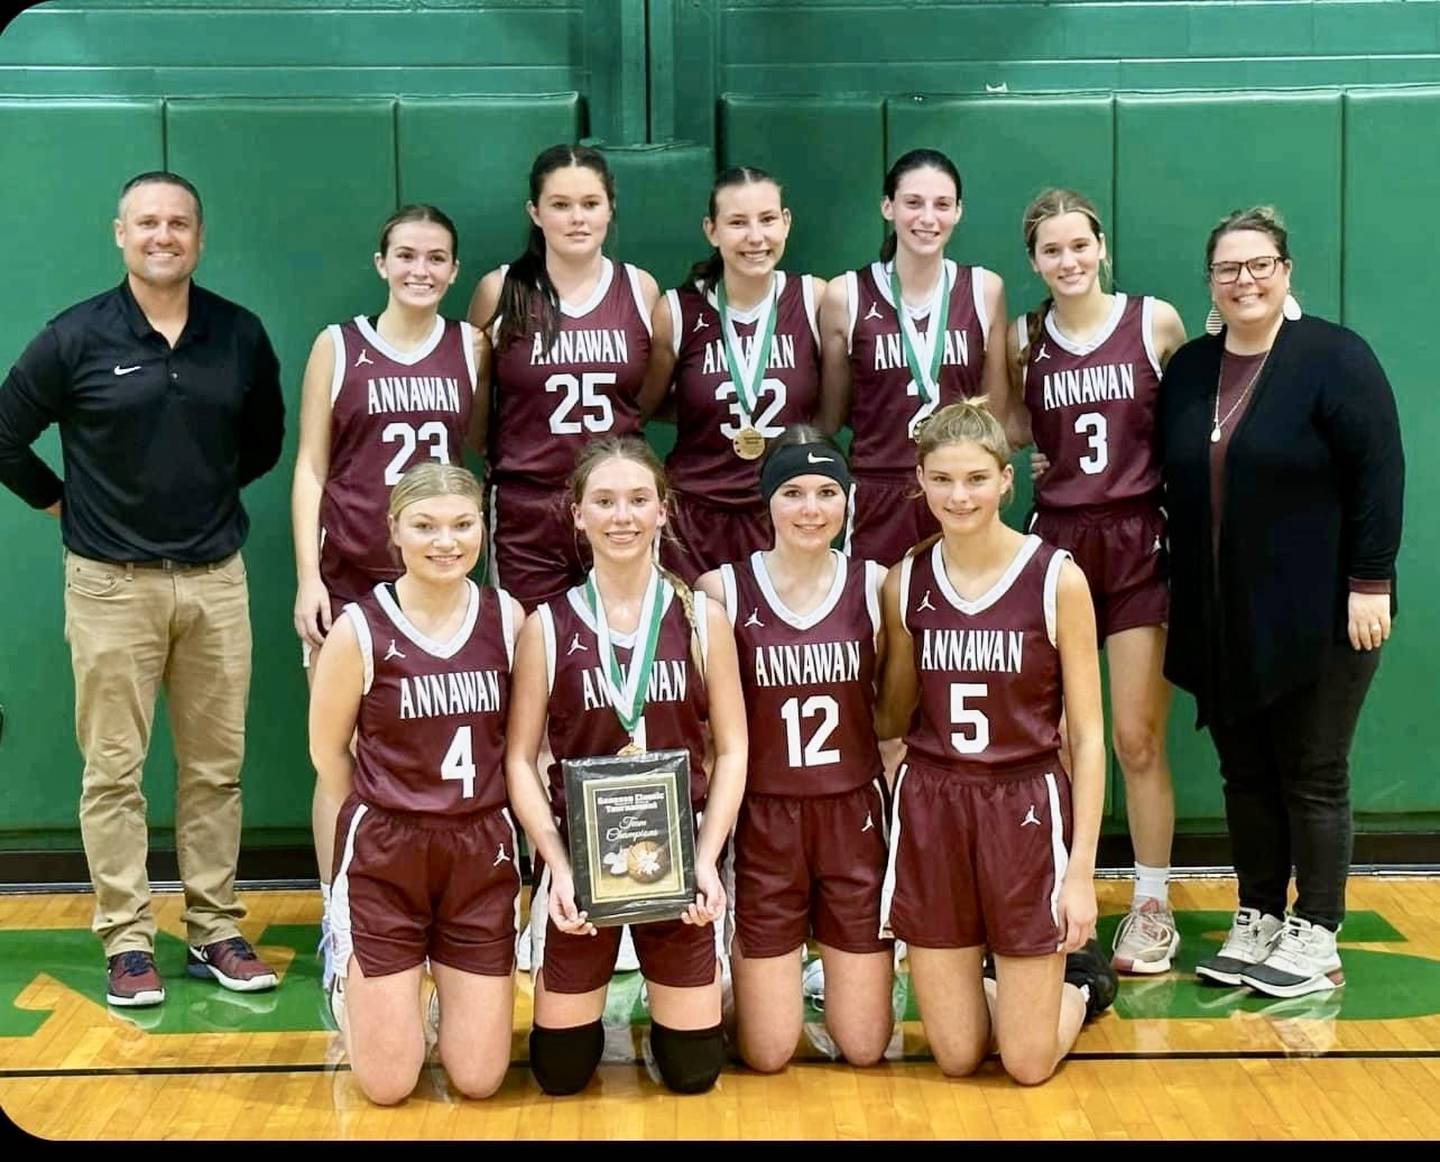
515;925;532;973
616;925;639;972
106;950;165;1007
1239;916;1345;998
317;913;336;991
326;972;347;1032
1064;939;1119;1021
1195;907;1285;986
1111;897;1181;974
186;937;279;992
801;956;826;1009
424;986;441;1045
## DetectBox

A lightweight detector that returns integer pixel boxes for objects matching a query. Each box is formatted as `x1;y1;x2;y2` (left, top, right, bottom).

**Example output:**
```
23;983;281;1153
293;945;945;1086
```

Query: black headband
760;443;852;505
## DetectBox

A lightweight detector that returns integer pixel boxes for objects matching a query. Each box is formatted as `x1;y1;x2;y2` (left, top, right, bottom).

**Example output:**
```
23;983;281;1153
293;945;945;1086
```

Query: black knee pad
649;1021;725;1095
529;1020;604;1096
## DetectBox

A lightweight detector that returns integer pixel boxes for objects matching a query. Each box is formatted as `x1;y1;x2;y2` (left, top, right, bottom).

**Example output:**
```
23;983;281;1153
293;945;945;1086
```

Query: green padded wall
600;142;717;292
1341;88;1440;816
0;100;164;840
720;97;886;278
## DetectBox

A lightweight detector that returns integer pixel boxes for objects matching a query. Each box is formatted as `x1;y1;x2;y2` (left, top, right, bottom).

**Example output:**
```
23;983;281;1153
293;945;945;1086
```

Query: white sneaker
326;972;347;1033
515;926;532;973
616;925;640;972
1240;916;1345;998
801;957;826;1009
424;986;440;1045
1195;907;1285;986
1111;897;1181;974
317;914;336;992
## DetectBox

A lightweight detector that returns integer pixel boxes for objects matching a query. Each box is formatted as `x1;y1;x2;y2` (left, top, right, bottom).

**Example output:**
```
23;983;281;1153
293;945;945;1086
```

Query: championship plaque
562;749;696;926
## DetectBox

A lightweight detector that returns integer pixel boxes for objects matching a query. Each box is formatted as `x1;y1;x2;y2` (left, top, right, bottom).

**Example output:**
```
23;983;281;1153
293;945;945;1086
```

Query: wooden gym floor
2;876;1439;1140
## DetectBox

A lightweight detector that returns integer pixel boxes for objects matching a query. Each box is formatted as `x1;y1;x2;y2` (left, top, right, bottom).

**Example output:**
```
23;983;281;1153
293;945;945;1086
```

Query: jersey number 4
547;372;616;435
780;694;841;767
440;725;477;799
382;421;449;485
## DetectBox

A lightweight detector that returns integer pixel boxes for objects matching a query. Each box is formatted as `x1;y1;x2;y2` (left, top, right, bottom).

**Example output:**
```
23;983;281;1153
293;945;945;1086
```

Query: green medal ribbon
584;566;669;739
888;262;952;420
716;276;781;426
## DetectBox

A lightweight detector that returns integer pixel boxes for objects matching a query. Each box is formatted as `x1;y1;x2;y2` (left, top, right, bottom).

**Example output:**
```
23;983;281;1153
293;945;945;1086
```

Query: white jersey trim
344;601;375;696
500;806;523;936
703;270;787;323
459;319;479;393
864;558;883;644
971;265;991;349
665;288;684;358
718;563;739;628
750;548;848;631
842;481;858;555
844;270;859;355
1044;771;1070;928
897;552;916;636
560;256;615;319
486;485;501;588
1043;548;1071;648
1044;292;1127;357
623;262;654;337
496;586;517;668
537;603;557;697
376;577;481;659
800;273;820;347
354;313;447;366
932;534;1042;616
564;582;676;647
877;763;908;939
1140;294;1163;379
694;589;711;671
1012;315;1029;364
326;323;347;405
328;800;370;983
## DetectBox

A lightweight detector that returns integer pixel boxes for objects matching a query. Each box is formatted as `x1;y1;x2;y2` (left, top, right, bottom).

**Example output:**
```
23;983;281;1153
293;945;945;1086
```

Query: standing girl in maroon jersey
309;463;524;1105
818;149;1010;566
695;424;894;1072
505;438;747;1095
877;401;1115;1085
640;166;834;583
1002;189;1188;976
469;144;659;611
292;205;484;991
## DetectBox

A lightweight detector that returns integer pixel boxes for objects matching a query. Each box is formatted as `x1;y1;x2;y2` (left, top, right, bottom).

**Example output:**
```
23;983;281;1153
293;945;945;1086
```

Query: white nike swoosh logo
113;365;142;376
806;453;833;464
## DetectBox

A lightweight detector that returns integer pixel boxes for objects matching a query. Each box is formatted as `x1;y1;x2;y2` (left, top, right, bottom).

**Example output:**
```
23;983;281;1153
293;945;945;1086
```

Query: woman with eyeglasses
1158;206;1404;999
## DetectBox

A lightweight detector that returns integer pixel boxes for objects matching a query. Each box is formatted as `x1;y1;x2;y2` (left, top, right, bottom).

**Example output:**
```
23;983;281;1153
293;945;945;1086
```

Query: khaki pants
63;550;252;956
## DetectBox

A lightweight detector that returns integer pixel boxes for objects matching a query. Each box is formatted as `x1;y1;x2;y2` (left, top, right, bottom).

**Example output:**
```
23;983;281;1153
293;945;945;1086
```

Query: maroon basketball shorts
490;479;590;612
661;491;772;585
845;474;939;568
880;757;1073;957
532;813;718;994
732;778;893;958
1029;497;1169;639
330;795;521;978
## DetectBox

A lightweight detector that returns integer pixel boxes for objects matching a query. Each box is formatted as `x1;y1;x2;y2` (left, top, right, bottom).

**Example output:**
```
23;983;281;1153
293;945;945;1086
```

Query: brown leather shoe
107;950;165;1007
186;937;279;992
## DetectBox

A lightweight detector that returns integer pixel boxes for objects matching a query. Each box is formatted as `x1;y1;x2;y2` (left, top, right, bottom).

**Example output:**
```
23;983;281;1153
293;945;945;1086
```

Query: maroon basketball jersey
319;316;477;587
1022;293;1163;509
346;580;516;815
721;550;883;796
665;272;821;505
900;536;1066;771
489;258;651;485
538;580;711;809
846;260;991;477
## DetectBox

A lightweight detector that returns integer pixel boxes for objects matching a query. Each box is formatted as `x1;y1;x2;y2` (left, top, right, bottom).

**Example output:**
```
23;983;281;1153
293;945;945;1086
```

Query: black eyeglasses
1208;255;1286;284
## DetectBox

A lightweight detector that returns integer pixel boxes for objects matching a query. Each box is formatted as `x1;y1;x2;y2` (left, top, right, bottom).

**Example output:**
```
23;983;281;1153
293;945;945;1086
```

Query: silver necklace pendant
1210;424;1222;443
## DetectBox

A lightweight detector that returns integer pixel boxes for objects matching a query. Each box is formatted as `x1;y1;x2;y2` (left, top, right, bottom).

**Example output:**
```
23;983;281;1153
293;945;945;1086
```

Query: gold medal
911;416;930;443
617;740;645;758
733;426;766;460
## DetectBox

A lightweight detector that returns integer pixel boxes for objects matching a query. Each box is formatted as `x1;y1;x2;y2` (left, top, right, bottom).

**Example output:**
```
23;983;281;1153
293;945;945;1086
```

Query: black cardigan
1158;315;1404;726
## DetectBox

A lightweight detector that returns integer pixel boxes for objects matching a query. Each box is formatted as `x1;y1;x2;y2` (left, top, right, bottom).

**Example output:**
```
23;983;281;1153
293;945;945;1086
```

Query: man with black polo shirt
0;171;285;1007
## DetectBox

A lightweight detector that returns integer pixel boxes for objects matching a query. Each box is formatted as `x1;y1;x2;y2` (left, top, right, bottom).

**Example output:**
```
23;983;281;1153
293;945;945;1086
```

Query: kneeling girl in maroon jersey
696;425;894;1072
878;401;1114;1085
505;438;747;1095
309;464;524;1105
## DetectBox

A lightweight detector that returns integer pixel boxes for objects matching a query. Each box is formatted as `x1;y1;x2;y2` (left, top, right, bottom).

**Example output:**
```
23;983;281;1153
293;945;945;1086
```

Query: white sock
1134;863;1169;906
320;881;331;921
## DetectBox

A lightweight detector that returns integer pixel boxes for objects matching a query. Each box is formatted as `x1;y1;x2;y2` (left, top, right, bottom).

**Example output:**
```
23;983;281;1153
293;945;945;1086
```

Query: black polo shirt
0;278;285;563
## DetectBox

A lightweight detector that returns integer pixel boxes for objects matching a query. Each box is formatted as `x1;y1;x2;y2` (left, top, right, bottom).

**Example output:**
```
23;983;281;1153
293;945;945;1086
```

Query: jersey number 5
382;421;449;485
547;372;616;435
949;682;990;755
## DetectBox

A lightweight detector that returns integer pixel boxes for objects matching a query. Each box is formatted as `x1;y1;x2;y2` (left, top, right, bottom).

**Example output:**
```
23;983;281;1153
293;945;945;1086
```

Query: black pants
1207;646;1381;931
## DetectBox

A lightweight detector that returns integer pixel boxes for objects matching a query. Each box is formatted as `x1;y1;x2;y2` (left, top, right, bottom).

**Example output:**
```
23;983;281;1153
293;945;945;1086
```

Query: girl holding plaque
695;425;894;1073
506;437;748;1096
309;463;523;1106
1001;189;1188;977
640;166;833;583
876;401;1117;1086
817;149;1010;566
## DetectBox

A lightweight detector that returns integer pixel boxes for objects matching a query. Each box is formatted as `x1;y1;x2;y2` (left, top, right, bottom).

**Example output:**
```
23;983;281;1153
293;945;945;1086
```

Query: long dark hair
879;149;963;262
491;144;616;354
685;166;785;294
